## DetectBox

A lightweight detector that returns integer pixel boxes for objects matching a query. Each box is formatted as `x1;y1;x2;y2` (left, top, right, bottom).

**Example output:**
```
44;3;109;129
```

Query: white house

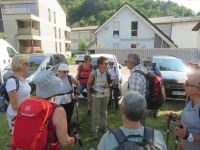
192;21;200;49
150;16;200;48
1;0;71;54
94;3;176;49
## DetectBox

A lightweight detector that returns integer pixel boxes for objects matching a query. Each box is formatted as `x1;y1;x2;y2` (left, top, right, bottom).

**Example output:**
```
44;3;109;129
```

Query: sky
163;0;200;13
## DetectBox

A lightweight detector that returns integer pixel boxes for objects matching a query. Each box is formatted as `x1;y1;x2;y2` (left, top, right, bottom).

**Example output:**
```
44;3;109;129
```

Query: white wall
197;31;200;49
96;7;155;48
171;22;198;48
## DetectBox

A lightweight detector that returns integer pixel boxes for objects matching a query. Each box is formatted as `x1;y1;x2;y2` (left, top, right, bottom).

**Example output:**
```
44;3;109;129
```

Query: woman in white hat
55;63;80;134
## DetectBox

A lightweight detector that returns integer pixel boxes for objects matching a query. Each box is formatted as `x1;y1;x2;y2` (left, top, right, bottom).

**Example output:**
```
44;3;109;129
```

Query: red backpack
133;70;166;110
10;98;57;150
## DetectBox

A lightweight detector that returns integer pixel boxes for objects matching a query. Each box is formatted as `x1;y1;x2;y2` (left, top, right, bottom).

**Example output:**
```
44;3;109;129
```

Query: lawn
0;100;184;150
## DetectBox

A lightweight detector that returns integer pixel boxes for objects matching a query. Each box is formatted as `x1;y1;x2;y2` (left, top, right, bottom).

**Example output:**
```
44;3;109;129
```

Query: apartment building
1;0;71;54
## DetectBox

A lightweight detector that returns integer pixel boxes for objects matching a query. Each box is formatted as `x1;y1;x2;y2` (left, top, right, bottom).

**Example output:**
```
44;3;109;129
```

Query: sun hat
58;63;69;71
108;58;115;63
189;58;200;66
143;57;153;62
33;70;62;99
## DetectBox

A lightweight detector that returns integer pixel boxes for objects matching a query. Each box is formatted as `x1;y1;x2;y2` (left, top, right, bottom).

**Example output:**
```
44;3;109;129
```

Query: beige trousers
91;96;109;133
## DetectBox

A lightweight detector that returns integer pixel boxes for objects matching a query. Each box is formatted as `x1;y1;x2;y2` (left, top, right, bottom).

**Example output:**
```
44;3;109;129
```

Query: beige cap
143;57;153;62
58;63;69;71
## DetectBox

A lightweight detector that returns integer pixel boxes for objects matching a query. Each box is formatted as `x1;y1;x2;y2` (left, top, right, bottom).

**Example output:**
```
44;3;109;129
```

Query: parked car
0;39;18;72
90;54;123;84
153;56;187;100
2;53;66;94
75;51;90;64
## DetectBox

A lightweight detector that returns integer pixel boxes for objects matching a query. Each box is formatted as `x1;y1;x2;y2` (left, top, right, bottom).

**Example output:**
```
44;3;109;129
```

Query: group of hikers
3;53;200;150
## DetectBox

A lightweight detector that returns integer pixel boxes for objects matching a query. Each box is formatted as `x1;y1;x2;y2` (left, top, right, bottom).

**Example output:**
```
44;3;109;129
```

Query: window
59;42;61;53
131;21;138;36
55;42;58;53
7;47;18;58
54;27;57;38
113;31;119;37
48;8;51;22
17;21;25;28
53;11;56;24
59;28;61;39
113;21;119;37
131;43;137;48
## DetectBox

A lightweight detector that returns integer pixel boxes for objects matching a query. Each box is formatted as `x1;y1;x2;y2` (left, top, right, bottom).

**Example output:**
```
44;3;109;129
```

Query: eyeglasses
60;71;69;73
23;62;29;66
185;81;197;87
102;62;108;65
88;59;92;61
109;62;114;65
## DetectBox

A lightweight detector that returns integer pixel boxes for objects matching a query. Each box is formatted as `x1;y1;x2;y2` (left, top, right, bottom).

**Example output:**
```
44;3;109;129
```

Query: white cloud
163;0;200;13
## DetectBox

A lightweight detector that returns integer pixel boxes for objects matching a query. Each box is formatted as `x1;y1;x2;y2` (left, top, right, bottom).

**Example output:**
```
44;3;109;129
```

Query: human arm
87;73;93;101
53;107;79;145
6;79;19;111
76;65;81;80
154;130;167;150
71;77;80;99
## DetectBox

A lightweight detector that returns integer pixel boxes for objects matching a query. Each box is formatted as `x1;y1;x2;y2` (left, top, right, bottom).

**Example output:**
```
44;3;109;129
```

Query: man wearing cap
126;53;148;96
55;63;80;134
98;91;167;150
187;58;200;74
143;56;161;77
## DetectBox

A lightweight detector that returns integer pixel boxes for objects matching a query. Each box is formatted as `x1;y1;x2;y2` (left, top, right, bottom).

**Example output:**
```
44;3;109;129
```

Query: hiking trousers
91;96;109;134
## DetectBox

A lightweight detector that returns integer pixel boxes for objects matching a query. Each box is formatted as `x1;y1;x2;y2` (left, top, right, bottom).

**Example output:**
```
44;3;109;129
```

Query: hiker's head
11;54;29;73
185;70;200;97
84;55;92;63
58;63;69;78
33;70;62;99
97;56;108;71
120;91;146;122
127;53;140;70
187;58;200;73
143;57;153;67
108;58;115;68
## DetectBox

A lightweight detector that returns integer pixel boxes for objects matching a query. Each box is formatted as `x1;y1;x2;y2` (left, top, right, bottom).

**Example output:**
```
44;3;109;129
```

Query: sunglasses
60;71;69;73
109;62;114;65
23;62;29;66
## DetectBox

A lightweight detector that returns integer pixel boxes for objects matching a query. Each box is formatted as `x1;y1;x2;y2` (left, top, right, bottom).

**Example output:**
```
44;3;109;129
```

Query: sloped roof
95;2;177;48
71;26;98;32
192;21;200;31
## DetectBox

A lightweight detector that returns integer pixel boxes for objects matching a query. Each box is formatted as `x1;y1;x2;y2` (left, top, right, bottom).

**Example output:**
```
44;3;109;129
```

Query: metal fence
95;48;200;64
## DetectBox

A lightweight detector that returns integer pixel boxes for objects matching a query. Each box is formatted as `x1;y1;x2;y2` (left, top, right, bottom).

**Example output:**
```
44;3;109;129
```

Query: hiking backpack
109;126;158;150
10;98;57;150
78;63;93;80
133;70;166;110
0;76;19;113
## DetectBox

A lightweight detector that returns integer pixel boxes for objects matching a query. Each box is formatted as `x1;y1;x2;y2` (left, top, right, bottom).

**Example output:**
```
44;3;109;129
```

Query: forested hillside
58;0;197;27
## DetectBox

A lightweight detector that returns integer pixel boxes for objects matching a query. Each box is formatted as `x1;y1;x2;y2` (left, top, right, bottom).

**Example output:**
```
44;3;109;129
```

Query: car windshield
154;57;186;72
29;55;46;70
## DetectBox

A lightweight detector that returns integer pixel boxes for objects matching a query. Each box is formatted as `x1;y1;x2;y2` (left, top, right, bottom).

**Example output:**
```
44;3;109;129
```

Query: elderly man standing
98;91;167;150
126;53;148;96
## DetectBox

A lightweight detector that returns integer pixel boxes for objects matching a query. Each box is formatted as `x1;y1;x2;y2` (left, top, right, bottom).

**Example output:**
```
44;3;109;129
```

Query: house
70;26;98;52
1;0;71;54
150;16;200;48
192;21;200;49
94;3;176;49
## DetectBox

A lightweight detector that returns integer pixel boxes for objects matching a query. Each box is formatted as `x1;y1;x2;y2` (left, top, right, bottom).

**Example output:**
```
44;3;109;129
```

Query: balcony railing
18;28;40;36
19;46;41;54
2;8;38;15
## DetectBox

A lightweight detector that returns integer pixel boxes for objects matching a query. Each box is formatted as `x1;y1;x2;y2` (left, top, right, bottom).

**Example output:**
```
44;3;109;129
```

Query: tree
78;39;87;51
0;32;8;39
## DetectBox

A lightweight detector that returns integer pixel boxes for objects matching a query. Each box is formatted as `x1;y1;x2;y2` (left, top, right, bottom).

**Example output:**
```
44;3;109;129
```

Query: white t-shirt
6;78;31;116
108;67;118;80
55;76;73;104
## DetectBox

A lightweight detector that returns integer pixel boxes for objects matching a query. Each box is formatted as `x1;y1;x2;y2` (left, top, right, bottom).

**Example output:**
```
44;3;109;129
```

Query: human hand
165;112;177;120
174;127;187;139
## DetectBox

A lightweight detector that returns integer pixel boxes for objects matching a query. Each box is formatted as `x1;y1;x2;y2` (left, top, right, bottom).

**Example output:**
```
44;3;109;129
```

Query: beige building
70;26;98;51
1;0;70;54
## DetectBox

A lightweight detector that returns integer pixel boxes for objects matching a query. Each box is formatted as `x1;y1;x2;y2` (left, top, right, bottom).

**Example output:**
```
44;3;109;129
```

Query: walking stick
75;101;80;131
166;116;171;147
78;139;86;150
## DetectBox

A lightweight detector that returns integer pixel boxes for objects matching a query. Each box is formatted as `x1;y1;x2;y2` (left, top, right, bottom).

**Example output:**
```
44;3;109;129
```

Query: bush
67;56;76;65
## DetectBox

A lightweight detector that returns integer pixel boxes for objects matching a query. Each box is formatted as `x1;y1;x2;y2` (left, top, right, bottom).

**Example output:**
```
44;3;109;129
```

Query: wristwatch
187;133;193;142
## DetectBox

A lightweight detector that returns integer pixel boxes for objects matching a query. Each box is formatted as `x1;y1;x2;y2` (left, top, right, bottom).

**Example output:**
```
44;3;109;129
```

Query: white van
0;39;18;72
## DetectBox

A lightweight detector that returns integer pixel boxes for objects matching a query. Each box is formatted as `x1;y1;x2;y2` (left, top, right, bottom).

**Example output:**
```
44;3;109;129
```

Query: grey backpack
109;126;159;150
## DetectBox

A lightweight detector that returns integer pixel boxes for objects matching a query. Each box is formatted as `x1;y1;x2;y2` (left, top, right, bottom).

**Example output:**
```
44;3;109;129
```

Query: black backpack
0;76;19;113
133;70;166;110
110;126;158;150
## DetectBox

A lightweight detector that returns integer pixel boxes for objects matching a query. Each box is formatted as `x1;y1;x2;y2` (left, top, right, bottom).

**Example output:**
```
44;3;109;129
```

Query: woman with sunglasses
6;54;31;133
55;63;80;134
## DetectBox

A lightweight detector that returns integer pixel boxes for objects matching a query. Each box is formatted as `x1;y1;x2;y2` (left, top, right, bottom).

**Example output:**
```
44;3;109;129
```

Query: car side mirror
46;65;52;70
119;64;122;69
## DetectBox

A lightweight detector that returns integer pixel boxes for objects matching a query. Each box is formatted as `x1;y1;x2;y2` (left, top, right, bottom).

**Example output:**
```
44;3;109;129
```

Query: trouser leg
91;96;101;134
99;96;109;131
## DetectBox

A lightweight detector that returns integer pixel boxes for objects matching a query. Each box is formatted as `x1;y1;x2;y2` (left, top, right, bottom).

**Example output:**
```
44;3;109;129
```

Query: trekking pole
175;121;183;150
78;138;86;150
75;101;80;131
166;115;171;147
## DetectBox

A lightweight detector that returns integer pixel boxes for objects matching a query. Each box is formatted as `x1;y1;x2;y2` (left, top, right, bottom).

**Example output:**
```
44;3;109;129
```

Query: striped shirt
78;64;93;84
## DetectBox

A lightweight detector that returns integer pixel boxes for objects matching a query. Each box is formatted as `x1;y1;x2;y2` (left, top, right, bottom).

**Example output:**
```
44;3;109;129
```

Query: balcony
19;46;41;54
18;28;40;36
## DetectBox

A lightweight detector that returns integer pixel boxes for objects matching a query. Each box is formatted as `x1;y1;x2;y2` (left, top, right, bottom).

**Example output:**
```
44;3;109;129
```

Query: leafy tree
78;39;87;51
0;32;8;39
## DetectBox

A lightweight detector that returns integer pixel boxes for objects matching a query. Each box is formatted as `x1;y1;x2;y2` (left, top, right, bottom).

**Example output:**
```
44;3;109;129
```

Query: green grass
0;100;184;150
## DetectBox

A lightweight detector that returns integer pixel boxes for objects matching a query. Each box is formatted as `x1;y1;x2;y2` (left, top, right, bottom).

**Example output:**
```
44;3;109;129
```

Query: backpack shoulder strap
143;126;154;144
106;70;111;84
8;76;20;91
114;66;117;73
133;70;146;78
67;75;72;86
109;128;127;144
